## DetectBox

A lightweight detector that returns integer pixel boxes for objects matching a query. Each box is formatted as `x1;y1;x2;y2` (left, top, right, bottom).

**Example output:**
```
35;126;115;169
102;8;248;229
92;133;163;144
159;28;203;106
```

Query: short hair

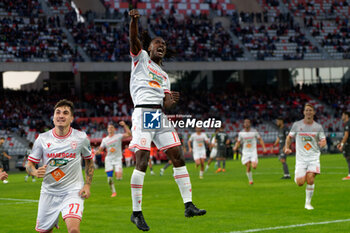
277;117;284;121
304;103;315;110
107;122;115;127
54;99;74;116
0;137;4;140
343;111;350;118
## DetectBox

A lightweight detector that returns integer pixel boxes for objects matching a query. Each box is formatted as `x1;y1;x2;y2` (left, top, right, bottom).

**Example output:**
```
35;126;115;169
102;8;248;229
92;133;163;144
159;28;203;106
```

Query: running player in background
26;99;94;233
205;128;218;172
233;119;267;185
24;142;36;182
188;127;209;179
123;145;134;167
337;111;350;180
285;103;326;210
129;9;206;231
215;126;230;173
0;137;10;184
96;121;131;197
273;118;291;179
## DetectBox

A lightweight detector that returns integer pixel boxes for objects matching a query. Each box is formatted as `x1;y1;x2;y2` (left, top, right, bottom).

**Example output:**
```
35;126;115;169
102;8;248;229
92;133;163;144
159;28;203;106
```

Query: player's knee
68;227;80;233
167;146;185;167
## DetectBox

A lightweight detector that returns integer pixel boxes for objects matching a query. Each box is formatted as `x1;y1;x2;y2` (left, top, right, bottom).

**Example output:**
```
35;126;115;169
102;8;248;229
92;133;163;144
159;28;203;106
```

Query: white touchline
0;198;38;203
229;219;350;233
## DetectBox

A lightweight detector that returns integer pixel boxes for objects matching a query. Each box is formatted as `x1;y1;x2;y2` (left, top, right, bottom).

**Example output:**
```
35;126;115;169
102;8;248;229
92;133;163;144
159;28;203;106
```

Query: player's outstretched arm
187;140;192;153
80;159;94;199
284;136;292;154
259;138;267;153
120;121;132;138
129;9;142;55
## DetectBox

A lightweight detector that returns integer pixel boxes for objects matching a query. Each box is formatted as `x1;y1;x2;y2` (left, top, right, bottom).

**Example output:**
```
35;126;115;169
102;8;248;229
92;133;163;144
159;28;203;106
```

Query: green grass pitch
1;154;350;233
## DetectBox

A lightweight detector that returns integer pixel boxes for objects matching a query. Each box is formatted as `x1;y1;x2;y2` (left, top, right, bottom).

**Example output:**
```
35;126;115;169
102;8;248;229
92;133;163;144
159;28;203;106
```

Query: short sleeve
130;49;147;63
238;132;242;142
345;123;350;133
255;130;261;139
318;126;326;141
288;123;297;138
189;134;194;142
81;136;92;160
100;138;106;149
164;75;171;94
28;136;43;164
204;134;209;141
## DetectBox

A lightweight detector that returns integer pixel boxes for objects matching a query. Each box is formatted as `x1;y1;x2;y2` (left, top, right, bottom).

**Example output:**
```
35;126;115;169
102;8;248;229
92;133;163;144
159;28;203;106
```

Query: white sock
205;164;209;169
306;184;315;205
199;170;204;177
131;169;145;211
173;166;192;203
246;171;253;182
108;177;116;193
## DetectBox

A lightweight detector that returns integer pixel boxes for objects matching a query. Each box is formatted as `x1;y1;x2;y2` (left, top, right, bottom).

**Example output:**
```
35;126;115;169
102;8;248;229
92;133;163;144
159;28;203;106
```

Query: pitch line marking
0;197;38;203
229;219;350;233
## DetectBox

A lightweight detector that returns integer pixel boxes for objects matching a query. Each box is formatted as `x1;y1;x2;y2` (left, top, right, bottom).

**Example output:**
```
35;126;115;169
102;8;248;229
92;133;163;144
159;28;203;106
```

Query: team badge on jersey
71;141;77;150
143;110;161;129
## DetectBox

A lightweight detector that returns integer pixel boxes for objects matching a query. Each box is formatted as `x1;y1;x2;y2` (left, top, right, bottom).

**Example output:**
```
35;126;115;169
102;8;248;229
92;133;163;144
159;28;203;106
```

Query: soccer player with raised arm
273;118;291;179
96;121;131;197
128;9;206;231
26;99;94;233
337;111;350;180
233;119;267;185
284;103;326;210
188;127;209;179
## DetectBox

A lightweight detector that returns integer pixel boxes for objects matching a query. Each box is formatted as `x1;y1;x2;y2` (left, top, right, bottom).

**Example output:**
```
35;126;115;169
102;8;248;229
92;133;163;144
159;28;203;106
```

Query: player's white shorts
241;153;258;165
35;191;84;232
209;148;217;159
129;108;181;151
105;158;123;173
193;149;206;160
294;160;320;182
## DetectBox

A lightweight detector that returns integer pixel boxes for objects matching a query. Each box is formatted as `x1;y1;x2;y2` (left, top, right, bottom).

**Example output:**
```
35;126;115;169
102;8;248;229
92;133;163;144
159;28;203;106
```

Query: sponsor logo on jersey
49;158;69;167
143;110;161;129
148;80;161;88
47;152;76;159
71;141;77;150
47;143;51;148
302;136;313;142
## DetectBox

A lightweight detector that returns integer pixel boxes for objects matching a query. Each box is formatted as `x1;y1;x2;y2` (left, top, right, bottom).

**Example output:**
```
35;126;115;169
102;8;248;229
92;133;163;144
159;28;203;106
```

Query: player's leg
62;193;84;233
160;160;171;176
205;157;213;172
279;154;291;179
105;162;117;197
245;161;253;185
65;218;80;233
165;145;206;217
35;193;61;233
148;158;155;175
305;172;316;210
342;153;350;180
216;158;222;173
130;149;150;231
115;162;123;180
199;158;205;179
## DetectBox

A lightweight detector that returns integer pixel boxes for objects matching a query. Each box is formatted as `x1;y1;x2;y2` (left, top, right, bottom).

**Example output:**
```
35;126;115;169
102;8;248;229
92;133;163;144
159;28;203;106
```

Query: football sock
305;184;315;205
222;160;226;169
217;161;221;168
108;177;116;193
246;171;253;182
131;169;145;211
163;162;170;170
282;162;290;176
173;166;192;203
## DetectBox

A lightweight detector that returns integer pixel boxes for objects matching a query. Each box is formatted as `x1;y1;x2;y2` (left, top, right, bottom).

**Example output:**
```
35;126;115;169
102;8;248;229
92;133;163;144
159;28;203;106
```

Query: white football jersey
130;50;171;106
238;128;261;155
189;133;209;152
100;134;124;161
28;128;92;194
289;120;325;162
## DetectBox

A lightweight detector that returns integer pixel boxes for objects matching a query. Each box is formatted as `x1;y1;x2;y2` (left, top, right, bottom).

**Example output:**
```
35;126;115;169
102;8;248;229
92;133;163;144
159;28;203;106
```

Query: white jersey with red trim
100;134;123;161
130;49;171;106
238;128;261;155
289;120;325;162
189;133;209;152
28;128;92;194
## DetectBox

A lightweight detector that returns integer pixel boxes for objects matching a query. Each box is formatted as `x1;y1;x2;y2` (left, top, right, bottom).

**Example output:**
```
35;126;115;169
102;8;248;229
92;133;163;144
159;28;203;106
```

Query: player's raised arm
129;9;142;56
120;121;132;138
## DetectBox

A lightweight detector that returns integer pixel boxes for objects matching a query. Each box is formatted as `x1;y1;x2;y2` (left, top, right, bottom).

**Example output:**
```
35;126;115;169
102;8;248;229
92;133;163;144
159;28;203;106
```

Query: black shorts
343;149;350;158
278;151;287;160
216;149;227;158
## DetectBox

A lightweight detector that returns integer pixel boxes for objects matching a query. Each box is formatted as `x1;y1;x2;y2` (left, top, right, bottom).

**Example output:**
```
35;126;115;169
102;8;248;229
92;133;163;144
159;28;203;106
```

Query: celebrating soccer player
96;121;131;197
284;103;326;210
128;9;206;231
233;119;267;185
26;99;94;232
188;127;209;179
